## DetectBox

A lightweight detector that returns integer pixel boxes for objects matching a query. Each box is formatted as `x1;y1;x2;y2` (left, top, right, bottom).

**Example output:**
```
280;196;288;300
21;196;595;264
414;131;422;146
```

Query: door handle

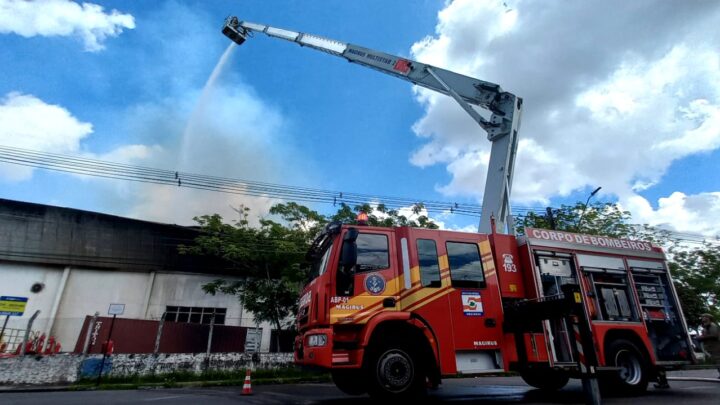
383;298;396;308
484;318;497;327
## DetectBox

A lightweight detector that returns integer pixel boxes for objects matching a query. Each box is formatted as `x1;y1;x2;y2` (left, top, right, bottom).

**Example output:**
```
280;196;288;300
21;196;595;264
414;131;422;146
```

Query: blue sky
0;0;719;236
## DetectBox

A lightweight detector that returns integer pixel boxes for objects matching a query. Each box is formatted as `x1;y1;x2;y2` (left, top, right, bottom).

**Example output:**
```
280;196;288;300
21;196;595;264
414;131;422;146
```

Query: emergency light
356;212;369;225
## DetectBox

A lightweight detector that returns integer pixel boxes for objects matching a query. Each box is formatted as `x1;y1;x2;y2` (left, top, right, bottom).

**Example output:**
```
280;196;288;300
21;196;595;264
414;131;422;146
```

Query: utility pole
545;207;557;230
0;315;9;345
576;187;602;232
153;312;166;355
96;314;118;386
205;313;216;372
20;310;40;356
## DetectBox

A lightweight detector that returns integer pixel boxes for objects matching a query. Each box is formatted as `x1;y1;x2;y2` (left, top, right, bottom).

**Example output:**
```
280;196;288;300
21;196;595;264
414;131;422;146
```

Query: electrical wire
0;145;487;216
0;145;715;245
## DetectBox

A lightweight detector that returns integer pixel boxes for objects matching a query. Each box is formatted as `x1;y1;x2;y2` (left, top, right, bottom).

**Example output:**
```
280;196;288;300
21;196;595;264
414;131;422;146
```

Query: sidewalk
665;367;720;381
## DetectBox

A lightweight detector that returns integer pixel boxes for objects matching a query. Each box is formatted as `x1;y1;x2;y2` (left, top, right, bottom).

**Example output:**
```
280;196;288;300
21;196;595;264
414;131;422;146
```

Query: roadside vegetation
73;366;329;390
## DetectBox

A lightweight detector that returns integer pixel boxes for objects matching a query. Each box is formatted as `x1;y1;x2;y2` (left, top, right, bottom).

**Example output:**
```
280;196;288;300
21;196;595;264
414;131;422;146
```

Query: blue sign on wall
0;296;28;316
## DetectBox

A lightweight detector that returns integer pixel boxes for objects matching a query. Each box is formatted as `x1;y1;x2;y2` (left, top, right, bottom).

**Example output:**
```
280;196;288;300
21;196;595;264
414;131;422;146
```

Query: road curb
667;377;720;383
0;376;332;393
0;386;75;394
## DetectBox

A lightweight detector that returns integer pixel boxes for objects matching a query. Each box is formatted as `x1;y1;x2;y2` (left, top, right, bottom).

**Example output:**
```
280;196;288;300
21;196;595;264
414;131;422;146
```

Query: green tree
517;202;633;237
181;204;321;350
518;202;672;244
668;244;720;327
331;202;439;229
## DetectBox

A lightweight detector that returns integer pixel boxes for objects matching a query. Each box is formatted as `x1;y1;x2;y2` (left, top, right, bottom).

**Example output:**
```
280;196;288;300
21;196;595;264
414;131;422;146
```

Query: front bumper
294;328;363;369
295;328;333;368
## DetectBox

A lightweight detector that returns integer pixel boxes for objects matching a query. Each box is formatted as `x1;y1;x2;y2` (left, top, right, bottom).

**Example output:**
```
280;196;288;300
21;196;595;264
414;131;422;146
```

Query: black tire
365;339;426;400
520;368;569;391
603;339;649;395
331;369;366;395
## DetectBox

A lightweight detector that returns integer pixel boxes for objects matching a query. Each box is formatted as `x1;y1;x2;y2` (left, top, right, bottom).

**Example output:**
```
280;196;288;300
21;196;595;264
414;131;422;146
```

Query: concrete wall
0;265;274;352
146;273;246;325
0;198;214;273
0;353;294;385
51;269;151;348
145;273;272;351
93;352;294;378
0;354;84;385
0;261;63;332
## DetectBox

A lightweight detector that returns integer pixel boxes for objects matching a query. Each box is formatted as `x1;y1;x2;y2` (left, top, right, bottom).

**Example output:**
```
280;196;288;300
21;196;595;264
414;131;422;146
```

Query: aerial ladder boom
222;17;522;234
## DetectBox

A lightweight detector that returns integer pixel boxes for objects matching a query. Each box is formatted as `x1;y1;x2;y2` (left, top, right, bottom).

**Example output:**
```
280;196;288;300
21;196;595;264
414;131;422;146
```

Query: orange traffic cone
241;368;253;395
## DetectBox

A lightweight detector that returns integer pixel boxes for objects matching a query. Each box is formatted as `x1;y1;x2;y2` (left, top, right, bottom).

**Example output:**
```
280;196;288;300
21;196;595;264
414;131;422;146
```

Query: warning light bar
356;212;369;226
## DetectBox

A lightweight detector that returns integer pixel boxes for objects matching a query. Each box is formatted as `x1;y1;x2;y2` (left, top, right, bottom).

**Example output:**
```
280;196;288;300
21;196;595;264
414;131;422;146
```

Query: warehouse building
0;198;276;353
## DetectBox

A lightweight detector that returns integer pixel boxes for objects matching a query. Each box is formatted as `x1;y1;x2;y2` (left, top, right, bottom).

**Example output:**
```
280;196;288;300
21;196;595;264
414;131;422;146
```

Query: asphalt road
2;369;719;404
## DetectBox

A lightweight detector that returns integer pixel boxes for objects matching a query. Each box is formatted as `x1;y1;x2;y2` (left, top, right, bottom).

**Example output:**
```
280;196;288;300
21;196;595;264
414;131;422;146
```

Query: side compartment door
441;235;504;373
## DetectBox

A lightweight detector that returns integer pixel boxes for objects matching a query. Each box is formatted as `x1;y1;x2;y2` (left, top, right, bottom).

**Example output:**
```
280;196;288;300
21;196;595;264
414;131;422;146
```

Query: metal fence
74;314;249;354
0;313;295;357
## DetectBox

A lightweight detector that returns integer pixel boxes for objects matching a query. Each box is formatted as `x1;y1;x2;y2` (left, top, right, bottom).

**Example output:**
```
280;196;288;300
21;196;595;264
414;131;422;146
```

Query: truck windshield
313;245;333;278
306;224;339;281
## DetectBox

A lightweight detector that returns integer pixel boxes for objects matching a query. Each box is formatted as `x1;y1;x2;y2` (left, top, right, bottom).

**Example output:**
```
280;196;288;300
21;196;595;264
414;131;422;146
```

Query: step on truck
294;221;694;399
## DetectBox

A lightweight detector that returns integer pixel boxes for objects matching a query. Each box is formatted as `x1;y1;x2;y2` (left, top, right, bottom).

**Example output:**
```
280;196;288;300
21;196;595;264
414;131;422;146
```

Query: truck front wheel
603;339;649;395
366;339;426;399
331;369;366;395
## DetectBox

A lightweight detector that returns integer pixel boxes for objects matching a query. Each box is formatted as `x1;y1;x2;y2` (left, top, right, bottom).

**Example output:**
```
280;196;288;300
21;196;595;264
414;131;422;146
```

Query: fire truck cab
294;223;693;399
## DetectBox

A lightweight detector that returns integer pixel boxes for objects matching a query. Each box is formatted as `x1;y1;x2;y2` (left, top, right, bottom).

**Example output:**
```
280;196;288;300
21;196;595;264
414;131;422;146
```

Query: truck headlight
307;334;327;347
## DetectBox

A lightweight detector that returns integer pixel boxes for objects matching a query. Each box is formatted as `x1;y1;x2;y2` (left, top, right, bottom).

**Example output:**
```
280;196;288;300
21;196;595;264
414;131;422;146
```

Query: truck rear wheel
520;368;569;391
365;339;426;399
603;339;649;395
331;369;366;395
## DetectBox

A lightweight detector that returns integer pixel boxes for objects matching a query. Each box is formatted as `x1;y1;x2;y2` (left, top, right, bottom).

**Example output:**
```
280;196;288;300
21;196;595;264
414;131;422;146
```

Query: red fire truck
294;221;693;398
220;17;694;399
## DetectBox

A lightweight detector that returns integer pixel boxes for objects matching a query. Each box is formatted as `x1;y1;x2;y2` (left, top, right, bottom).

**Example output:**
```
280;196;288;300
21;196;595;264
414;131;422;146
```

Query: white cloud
0;92;92;181
408;0;720;232
128;186;281;227
0;91;156;182
95;144;159;163
119;73;306;225
0;2;314;229
623;192;720;237
0;0;134;51
0;86;295;226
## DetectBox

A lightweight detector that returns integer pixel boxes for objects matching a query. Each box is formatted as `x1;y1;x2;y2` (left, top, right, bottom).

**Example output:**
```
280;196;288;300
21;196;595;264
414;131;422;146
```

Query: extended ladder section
222;17;523;234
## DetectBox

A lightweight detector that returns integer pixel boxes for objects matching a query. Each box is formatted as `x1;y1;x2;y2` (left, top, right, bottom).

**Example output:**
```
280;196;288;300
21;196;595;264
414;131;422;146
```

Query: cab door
438;234;504;373
329;228;399;325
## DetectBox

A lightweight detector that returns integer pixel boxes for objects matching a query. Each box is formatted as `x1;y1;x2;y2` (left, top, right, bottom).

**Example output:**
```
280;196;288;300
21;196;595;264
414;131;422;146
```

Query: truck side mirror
340;228;359;268
337;228;359;296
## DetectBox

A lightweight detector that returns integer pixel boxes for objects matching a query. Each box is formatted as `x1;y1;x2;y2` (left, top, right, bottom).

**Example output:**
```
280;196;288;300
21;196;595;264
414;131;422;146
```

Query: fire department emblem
502;254;517;272
364;273;386;295
462;291;484;316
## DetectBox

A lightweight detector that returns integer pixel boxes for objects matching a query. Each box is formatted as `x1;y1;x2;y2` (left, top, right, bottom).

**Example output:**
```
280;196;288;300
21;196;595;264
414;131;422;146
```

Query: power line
0;145;489;216
0;145;715;244
0;145;550;215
